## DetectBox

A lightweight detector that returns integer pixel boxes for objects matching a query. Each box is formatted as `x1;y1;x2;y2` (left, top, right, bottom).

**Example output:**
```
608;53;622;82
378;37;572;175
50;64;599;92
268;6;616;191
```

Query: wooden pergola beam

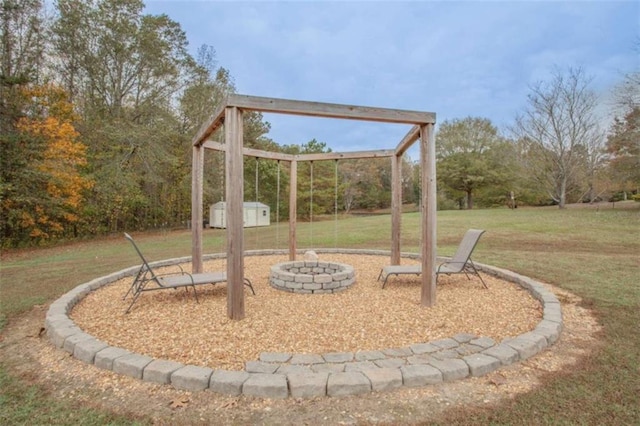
192;101;228;147
227;94;435;125
395;125;420;156
203;141;296;162
296;150;394;161
193;95;435;149
204;141;393;162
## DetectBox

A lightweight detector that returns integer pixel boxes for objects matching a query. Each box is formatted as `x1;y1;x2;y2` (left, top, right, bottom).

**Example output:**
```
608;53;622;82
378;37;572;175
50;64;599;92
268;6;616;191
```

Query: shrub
609;192;626;202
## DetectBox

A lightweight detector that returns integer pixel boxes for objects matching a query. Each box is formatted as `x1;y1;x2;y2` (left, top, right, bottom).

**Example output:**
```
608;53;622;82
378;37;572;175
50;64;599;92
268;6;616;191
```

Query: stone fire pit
269;261;355;294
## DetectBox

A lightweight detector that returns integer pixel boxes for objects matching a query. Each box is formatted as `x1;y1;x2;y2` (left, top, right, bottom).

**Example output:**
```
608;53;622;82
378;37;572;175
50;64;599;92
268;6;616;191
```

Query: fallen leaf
219;399;239;409
169;398;189;409
488;374;508;387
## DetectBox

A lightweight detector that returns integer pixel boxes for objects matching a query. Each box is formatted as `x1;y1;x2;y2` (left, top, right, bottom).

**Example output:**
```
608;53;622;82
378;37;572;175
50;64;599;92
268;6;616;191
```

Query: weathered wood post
289;159;297;261
391;153;402;265
420;123;437;307
191;144;204;273
225;106;245;320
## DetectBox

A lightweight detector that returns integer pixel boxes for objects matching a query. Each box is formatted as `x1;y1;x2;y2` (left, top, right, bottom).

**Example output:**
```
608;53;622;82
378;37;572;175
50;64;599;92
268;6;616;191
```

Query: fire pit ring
269;261;355;294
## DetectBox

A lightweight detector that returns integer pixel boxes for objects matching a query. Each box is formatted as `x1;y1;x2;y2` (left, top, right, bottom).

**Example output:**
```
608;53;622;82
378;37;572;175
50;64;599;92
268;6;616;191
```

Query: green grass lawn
1;203;639;424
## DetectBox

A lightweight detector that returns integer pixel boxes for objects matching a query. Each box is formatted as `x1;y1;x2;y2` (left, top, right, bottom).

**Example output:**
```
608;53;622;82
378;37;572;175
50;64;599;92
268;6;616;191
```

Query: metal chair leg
381;274;391;289
469;261;488;289
244;278;256;295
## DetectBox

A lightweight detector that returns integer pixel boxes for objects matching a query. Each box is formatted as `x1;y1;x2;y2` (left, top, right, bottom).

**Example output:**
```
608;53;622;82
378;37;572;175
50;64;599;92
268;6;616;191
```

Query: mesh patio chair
378;229;488;289
123;233;254;313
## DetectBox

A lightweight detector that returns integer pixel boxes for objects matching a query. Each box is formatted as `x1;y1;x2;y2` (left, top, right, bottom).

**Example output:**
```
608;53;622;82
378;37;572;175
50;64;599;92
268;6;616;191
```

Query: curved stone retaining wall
45;250;562;399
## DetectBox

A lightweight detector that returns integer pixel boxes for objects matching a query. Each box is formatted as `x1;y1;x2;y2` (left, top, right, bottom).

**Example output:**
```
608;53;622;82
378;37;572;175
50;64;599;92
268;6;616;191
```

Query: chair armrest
437;261;467;274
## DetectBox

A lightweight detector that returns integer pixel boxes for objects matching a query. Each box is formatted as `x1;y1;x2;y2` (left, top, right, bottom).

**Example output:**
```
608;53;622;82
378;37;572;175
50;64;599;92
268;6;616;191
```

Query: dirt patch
0;255;601;424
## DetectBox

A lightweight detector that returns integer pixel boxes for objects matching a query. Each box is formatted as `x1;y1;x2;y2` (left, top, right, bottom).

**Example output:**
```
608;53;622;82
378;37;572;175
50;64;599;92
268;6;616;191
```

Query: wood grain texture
289;160;297;261
227;94;435;125
420;124;437;307
192;98;228;146
296;150;394;161
191;145;204;273
395;125;421;156
203;141;392;162
391;154;402;265
225;107;245;320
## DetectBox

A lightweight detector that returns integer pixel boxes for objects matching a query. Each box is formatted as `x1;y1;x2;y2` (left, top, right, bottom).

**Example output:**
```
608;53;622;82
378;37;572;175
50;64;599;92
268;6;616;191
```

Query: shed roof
211;201;269;208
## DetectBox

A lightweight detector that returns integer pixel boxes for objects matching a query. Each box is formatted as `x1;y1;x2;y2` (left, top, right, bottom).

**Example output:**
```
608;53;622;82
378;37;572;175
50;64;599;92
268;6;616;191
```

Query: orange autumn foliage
17;84;93;239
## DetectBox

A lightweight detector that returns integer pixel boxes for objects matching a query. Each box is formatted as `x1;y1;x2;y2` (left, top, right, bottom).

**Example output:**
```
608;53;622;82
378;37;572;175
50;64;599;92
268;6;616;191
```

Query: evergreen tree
436;117;505;209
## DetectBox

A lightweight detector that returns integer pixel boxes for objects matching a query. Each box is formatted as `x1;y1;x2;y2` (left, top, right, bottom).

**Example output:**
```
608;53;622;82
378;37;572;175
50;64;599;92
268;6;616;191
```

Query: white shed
209;202;270;228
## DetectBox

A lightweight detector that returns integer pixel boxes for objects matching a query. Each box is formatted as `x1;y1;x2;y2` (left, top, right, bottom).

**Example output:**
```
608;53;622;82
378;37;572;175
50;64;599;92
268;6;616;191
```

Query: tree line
1;0;638;247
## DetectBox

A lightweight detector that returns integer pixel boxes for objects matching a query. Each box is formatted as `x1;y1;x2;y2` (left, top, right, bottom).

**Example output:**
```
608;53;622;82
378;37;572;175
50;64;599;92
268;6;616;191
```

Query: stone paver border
45;249;562;399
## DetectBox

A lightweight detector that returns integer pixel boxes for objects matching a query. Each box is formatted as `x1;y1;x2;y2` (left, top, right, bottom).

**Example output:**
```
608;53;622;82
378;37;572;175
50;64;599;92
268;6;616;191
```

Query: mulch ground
71;254;541;370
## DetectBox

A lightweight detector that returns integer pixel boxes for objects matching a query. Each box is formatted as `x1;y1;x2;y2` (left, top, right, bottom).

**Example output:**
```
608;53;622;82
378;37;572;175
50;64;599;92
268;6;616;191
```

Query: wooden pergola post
289;159;297;261
420;123;437;307
390;154;402;265
225;106;245;320
191;144;204;273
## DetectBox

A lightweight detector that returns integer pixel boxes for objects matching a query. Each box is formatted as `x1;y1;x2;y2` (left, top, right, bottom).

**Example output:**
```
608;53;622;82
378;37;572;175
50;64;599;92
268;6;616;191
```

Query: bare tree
605;39;640;198
612;38;640;114
513;67;601;208
582;130;607;202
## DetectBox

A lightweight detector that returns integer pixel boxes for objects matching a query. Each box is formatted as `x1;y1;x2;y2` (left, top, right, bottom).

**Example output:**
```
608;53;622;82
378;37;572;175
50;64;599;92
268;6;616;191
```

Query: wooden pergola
191;94;437;320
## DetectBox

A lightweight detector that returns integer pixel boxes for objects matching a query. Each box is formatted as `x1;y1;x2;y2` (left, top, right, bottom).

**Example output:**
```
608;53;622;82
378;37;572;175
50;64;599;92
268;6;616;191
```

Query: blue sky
145;0;638;157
